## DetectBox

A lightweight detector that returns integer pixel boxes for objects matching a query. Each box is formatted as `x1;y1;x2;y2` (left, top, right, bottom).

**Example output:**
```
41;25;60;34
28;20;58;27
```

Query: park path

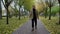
12;19;50;34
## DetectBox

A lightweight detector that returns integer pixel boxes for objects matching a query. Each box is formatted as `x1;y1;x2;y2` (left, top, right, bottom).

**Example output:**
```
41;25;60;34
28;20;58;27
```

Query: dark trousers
32;18;37;28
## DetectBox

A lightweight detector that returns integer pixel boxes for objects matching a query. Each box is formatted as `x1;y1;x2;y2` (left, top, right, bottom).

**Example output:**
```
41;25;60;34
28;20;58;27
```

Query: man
30;5;39;31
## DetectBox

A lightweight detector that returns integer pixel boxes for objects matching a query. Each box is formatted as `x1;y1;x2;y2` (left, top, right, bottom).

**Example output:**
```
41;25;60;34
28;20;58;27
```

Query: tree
0;0;2;19
45;0;49;18
48;0;54;20
58;0;60;24
2;0;13;24
18;0;24;20
14;0;24;20
14;0;34;20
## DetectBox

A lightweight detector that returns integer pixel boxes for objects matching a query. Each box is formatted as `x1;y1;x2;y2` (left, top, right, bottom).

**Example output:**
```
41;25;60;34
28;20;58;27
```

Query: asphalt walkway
12;19;50;34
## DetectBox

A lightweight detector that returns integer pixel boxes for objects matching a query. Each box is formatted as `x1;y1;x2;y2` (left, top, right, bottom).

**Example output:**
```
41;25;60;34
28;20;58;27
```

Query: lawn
0;17;28;34
40;16;60;34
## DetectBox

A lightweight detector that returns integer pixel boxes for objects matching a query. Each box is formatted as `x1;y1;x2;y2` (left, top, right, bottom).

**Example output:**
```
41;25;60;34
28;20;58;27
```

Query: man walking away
29;5;39;31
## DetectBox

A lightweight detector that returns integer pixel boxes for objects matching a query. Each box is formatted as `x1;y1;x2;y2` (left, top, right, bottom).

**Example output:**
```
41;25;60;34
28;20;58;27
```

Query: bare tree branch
2;0;13;9
2;0;6;8
6;0;13;7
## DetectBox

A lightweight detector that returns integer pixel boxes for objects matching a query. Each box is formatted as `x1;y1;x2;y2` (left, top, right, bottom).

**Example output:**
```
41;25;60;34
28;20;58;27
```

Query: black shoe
32;28;34;31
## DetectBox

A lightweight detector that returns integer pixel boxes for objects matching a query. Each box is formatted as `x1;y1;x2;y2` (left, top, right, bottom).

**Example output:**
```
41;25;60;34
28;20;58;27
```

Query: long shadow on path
12;19;50;34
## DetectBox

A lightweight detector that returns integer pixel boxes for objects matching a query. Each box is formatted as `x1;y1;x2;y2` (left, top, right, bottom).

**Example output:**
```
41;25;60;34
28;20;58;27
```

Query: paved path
12;20;50;34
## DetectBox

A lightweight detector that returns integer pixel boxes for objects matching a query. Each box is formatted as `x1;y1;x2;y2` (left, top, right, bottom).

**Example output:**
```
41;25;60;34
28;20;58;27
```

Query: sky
1;1;5;10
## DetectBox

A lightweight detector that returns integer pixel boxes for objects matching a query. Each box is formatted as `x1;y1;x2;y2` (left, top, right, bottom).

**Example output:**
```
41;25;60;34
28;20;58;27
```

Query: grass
40;16;60;34
0;17;28;34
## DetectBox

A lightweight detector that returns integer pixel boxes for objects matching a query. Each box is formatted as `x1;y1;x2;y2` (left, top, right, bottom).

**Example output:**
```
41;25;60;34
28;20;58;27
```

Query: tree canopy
15;0;34;11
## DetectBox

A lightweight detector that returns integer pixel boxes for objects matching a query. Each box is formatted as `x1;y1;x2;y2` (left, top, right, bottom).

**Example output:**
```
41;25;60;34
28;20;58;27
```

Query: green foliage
51;6;59;12
51;6;59;16
23;0;34;10
18;0;24;6
18;0;34;10
47;6;59;16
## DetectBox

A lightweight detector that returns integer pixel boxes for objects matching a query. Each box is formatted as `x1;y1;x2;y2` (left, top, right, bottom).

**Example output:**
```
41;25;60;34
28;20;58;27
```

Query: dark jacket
29;8;39;19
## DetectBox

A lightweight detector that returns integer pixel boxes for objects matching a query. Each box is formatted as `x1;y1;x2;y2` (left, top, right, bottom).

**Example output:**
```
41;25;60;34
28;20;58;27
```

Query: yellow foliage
36;3;45;12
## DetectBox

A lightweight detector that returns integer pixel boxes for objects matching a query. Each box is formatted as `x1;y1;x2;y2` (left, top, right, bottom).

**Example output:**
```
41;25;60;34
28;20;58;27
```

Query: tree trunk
19;6;21;20
6;7;9;24
45;8;47;18
0;0;2;19
49;7;51;20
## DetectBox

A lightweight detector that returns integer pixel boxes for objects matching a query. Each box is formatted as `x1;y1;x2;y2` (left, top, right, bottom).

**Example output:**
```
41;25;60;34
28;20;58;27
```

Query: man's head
33;5;36;9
